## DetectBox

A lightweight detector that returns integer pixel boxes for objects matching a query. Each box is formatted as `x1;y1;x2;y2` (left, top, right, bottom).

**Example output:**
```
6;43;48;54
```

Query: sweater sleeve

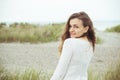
50;39;73;80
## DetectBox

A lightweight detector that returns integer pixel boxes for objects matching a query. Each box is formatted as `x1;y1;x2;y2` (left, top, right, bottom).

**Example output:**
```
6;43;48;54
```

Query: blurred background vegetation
0;22;64;43
0;62;52;80
105;24;120;32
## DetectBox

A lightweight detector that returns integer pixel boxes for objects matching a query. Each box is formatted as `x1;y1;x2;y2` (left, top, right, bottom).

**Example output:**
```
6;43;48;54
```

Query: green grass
0;59;52;80
105;61;120;80
96;36;103;44
0;67;52;80
0;22;64;43
105;24;120;33
88;58;120;80
88;69;106;80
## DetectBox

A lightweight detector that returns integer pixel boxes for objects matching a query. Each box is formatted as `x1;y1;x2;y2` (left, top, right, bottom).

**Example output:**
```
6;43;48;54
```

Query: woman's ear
84;26;89;33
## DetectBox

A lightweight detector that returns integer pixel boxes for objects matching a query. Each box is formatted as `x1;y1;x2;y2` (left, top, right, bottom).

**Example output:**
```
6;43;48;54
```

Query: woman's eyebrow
70;24;78;26
73;24;79;27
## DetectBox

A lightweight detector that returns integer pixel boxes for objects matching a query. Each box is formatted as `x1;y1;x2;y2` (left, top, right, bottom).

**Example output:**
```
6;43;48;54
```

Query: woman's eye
75;26;79;28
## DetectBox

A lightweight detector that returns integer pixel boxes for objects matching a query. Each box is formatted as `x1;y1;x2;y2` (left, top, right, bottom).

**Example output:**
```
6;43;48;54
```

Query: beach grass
0;56;52;80
96;36;103;44
104;61;120;80
0;67;52;80
0;22;64;43
105;24;120;33
88;58;120;80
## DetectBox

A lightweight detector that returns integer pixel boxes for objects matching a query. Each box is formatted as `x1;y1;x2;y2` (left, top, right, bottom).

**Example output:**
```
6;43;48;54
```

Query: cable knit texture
50;38;93;80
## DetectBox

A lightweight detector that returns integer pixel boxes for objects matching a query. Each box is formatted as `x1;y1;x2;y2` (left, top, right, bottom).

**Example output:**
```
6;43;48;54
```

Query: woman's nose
69;27;74;32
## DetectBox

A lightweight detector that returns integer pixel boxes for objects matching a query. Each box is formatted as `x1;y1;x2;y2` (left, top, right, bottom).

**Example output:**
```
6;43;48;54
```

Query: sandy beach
0;30;120;73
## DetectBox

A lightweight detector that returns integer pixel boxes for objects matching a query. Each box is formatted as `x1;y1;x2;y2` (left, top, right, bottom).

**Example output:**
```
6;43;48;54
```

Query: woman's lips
70;33;76;36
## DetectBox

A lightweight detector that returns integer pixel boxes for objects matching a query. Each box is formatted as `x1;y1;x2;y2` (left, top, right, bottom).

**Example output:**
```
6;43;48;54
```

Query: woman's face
69;18;89;38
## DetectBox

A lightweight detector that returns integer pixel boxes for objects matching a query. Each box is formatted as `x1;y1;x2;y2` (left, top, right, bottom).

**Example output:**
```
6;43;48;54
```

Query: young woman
50;11;96;80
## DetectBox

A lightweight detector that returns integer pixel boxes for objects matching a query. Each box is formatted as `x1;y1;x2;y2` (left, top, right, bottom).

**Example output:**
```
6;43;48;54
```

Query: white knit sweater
50;38;93;80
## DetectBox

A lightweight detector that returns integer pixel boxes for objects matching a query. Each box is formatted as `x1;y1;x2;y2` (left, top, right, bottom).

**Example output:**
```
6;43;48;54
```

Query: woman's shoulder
64;38;91;48
64;38;93;52
64;38;89;44
63;38;74;46
64;38;78;45
64;38;75;42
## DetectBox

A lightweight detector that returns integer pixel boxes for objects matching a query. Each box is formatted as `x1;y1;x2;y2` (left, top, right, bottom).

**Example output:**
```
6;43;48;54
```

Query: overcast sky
0;0;120;23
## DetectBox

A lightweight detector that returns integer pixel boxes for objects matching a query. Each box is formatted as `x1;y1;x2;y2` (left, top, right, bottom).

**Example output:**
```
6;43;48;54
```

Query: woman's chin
70;36;76;38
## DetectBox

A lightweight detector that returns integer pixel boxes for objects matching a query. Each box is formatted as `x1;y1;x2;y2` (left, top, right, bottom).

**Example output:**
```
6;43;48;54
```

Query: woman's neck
79;36;88;41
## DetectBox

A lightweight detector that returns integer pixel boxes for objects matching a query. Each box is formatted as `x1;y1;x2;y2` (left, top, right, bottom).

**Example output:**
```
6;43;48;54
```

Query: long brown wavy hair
58;11;96;54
